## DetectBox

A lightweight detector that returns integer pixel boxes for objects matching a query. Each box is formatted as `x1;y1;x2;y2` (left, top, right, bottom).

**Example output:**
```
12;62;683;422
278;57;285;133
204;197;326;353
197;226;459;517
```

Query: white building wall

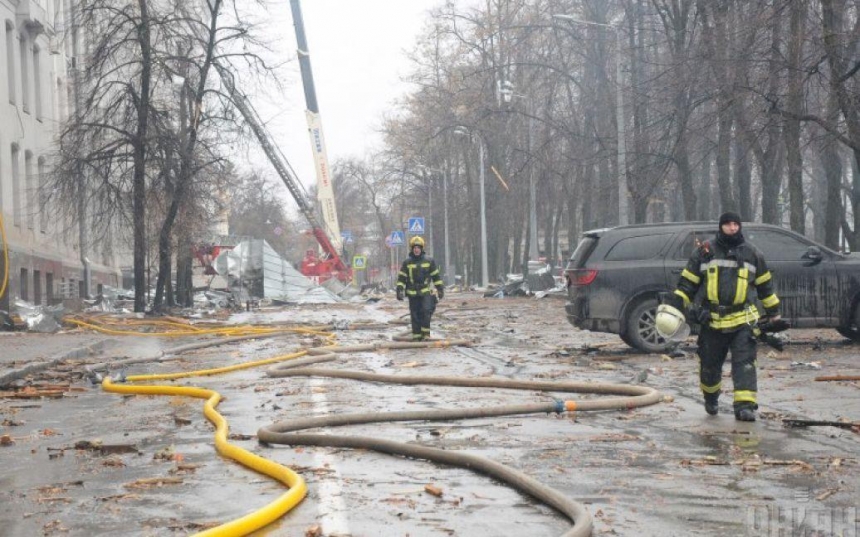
0;0;120;310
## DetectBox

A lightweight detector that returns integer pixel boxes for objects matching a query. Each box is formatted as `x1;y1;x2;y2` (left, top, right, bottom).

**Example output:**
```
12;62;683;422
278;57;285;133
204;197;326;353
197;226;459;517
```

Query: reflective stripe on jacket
674;239;780;331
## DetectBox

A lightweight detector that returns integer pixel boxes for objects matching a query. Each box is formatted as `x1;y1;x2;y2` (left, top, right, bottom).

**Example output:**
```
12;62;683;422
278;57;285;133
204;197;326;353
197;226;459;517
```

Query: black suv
564;222;860;352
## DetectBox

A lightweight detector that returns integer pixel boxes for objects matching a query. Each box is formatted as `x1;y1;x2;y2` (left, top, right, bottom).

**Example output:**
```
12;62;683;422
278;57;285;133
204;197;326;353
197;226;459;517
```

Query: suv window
604;234;673;261
569;236;599;268
675;231;716;260
745;229;810;261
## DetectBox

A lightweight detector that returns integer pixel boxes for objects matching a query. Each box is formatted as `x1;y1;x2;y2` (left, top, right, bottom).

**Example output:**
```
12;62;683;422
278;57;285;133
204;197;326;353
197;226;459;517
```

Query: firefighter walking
659;212;781;422
396;236;444;341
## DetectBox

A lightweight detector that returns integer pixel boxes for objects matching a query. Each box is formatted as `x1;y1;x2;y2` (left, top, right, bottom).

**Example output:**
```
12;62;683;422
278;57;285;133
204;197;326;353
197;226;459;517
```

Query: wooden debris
815;375;860;382
816;489;838;501
123;477;184;489
170;463;201;475
305;524;323;537
0;387;65;399
0;434;14;446
97;493;141;502
424;484;444;497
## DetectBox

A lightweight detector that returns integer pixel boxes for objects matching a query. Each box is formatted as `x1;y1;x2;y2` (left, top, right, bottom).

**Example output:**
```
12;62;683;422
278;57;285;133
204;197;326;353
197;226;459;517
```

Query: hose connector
85;368;103;385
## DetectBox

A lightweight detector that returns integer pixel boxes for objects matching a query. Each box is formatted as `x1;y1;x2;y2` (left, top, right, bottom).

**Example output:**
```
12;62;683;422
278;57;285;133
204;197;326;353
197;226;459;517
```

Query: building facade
0;0;120;312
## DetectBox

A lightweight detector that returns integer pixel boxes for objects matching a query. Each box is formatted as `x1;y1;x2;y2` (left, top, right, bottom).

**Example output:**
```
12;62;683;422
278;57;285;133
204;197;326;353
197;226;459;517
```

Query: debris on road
424;484;444;497
782;418;860;431
123;477;184;490
815;374;860;382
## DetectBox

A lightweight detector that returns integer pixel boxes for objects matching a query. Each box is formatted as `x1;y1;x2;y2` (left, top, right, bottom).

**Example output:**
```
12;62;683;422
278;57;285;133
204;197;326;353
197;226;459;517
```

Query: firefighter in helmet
396;236;445;341
658;212;781;422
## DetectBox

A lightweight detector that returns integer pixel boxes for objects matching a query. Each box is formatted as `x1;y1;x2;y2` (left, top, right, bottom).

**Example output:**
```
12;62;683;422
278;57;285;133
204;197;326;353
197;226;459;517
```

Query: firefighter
396;236;445;341
664;212;781;422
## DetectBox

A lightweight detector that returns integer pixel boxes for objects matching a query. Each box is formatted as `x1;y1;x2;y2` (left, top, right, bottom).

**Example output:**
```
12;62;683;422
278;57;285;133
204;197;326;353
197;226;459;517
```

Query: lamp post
417;164;452;286
553;14;628;226
454;127;489;288
498;81;538;261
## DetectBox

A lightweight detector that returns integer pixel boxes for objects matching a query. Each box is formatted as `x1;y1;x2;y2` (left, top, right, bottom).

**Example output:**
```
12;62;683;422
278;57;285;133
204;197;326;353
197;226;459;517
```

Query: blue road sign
390;231;405;245
341;230;354;244
408;217;425;234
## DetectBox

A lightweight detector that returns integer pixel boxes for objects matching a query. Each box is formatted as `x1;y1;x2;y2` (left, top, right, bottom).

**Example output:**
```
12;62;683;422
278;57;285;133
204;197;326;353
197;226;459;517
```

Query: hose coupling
85;369;103;385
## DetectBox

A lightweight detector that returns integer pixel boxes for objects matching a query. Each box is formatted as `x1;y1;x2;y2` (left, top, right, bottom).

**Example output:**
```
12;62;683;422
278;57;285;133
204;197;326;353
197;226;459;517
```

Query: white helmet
655;304;690;341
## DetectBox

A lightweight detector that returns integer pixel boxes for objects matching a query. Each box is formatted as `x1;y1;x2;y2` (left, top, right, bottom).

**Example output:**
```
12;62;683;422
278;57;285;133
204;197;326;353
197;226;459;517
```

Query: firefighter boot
704;393;719;416
735;404;756;422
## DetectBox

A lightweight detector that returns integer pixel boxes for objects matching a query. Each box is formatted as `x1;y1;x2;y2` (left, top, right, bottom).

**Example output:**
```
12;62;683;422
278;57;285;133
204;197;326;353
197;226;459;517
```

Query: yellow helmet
409;236;425;248
655;304;689;340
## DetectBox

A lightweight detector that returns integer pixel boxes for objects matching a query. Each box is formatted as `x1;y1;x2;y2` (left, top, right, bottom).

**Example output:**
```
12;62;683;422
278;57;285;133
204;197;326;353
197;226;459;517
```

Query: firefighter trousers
408;295;436;340
697;325;758;410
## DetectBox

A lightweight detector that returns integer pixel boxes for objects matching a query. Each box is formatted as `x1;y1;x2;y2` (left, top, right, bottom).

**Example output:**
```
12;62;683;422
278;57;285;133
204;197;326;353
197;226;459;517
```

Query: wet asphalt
0;295;858;536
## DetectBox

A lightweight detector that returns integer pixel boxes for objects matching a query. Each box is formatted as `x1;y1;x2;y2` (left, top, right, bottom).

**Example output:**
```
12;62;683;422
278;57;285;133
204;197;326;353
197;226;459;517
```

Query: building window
38;156;47;233
5;21;14;104
19;32;29;113
25;150;34;230
33;45;42;120
11;144;21;227
46;273;54;304
20;268;29;301
34;270;42;305
56;77;66;121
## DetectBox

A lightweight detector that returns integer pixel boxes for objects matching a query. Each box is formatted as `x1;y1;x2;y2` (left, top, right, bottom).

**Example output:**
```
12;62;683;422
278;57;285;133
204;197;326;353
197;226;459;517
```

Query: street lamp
498;81;539;262
417;164;452;286
453;127;489;288
552;14;629;226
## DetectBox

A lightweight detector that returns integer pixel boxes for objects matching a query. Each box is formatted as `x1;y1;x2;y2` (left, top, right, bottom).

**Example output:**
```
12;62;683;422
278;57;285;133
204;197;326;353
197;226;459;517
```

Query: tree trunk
784;0;806;233
132;0;152;313
734;134;752;221
697;150;712;220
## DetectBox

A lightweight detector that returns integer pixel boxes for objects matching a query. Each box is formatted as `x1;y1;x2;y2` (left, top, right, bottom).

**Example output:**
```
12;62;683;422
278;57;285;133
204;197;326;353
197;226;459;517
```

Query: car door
744;228;838;326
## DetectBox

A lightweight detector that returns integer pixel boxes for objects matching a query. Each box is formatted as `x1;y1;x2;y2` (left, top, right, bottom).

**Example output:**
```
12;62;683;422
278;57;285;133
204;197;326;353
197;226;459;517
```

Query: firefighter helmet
655;304;690;341
409;236;425;248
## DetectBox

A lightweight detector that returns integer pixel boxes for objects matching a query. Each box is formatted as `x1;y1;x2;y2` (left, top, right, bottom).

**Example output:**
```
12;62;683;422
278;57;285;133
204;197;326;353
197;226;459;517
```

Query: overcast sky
250;0;443;191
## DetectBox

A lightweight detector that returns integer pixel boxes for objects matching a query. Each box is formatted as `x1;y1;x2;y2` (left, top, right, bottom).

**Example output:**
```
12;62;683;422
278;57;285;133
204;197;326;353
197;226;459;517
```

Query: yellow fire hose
97;324;338;536
66;316;313;338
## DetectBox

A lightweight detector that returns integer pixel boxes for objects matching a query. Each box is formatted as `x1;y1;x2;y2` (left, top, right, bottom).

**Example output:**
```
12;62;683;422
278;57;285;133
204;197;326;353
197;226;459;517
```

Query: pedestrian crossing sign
389;231;405;245
408;217;425;234
352;255;367;270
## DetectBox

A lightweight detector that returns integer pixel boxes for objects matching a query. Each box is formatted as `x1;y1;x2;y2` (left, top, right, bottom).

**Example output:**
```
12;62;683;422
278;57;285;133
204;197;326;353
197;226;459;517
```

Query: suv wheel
625;298;671;353
836;327;860;341
836;302;860;342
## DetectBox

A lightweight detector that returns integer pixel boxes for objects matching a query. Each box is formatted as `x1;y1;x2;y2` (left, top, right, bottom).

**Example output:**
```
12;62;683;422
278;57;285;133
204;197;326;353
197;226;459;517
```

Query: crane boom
289;0;342;252
214;62;351;281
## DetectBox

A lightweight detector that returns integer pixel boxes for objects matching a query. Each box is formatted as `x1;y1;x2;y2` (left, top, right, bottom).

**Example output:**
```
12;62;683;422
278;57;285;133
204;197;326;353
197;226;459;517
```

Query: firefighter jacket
397;253;443;297
673;238;780;331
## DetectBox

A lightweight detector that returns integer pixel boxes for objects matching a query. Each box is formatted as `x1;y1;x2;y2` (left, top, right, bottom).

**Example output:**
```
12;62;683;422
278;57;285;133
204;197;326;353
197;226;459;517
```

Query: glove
687;304;711;325
396;288;404;301
436;287;444;300
759;316;789;333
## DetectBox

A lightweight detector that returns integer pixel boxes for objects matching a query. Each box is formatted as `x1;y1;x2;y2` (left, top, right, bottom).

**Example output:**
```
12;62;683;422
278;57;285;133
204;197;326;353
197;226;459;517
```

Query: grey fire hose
259;344;664;537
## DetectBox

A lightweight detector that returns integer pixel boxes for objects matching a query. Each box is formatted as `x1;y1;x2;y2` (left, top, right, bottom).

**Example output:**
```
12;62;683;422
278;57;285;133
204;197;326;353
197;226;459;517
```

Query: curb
0;339;113;388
